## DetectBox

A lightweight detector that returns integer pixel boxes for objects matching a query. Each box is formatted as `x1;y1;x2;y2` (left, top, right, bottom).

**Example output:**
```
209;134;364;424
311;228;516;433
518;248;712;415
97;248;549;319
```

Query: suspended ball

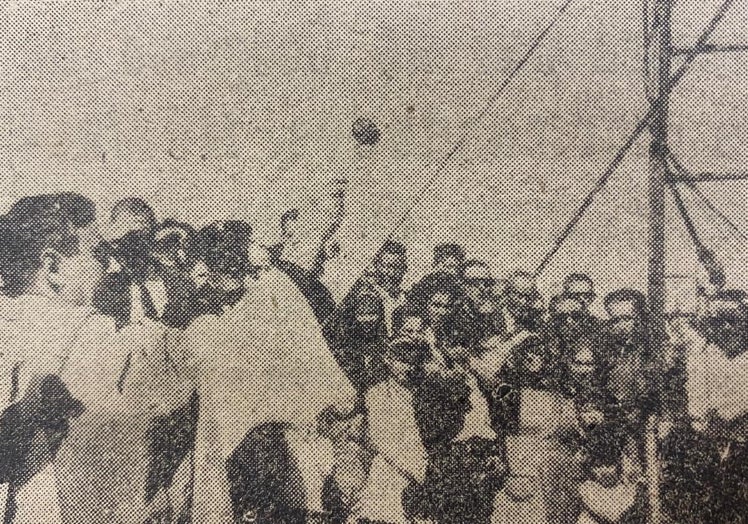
352;118;380;146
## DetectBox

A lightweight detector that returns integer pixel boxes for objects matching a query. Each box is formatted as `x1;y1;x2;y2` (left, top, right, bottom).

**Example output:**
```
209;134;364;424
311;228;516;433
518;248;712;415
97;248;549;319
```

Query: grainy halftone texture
0;1;747;523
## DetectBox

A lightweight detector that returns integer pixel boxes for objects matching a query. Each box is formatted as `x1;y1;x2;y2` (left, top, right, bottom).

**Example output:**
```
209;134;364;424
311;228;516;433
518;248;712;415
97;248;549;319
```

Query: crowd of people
0;192;746;524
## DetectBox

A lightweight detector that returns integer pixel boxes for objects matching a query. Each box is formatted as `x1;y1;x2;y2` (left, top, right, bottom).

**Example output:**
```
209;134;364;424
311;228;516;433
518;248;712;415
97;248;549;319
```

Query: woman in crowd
326;291;389;396
398;273;503;524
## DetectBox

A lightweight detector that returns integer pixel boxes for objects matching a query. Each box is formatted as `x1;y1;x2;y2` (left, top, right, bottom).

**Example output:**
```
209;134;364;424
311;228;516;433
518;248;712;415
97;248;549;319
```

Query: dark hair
191;220;252;278
0;193;96;296
433;243;466;266
153;219;197;269
408;273;460;322
603;288;646;318
375;240;407;262
110;197;156;229
280;209;300;231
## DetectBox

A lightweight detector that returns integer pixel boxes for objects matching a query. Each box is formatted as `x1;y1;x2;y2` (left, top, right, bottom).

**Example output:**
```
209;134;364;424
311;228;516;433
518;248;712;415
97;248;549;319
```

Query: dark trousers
226;423;309;524
404;437;505;524
662;426;748;524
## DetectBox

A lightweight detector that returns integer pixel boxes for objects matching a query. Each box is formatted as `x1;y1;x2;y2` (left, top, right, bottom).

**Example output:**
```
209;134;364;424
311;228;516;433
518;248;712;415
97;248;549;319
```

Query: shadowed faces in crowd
427;291;453;329
563;273;596;311
186;220;253;314
548;294;586;329
504;271;544;331
461;261;496;315
409;272;460;334
604;289;647;347
373;241;407;296
396;313;425;341
432;243;466;276
699;292;748;359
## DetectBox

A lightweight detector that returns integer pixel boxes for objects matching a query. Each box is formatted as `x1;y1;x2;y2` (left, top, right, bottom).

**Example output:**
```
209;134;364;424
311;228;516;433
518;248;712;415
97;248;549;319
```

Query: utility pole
645;0;672;522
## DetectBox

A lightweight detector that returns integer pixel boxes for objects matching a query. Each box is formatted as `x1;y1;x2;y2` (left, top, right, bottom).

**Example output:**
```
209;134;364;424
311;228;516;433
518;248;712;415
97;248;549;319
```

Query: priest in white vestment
188;265;357;523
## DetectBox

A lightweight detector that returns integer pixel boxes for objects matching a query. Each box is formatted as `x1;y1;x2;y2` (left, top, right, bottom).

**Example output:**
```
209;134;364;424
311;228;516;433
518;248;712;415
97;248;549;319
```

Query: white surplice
189;268;356;523
0;295;93;524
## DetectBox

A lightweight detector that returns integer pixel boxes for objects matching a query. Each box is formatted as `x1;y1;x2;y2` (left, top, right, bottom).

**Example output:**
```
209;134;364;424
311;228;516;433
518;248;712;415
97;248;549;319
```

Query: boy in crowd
347;338;431;524
431;243;466;276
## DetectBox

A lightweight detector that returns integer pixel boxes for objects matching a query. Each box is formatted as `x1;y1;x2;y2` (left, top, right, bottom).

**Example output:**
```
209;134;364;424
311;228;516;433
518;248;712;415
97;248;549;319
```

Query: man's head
604;289;646;341
563;273;596;309
409;273;459;329
109;197;156;240
392;306;426;341
460;260;495;314
0;193;104;306
549;294;585;316
504;270;544;330
373;241;407;293
189;220;253;308
152;219;196;272
548;294;590;332
699;291;748;358
432;243;466;276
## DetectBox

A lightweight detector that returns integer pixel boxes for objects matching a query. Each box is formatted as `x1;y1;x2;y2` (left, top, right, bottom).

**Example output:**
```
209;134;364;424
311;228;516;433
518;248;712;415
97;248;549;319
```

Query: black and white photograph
0;1;747;522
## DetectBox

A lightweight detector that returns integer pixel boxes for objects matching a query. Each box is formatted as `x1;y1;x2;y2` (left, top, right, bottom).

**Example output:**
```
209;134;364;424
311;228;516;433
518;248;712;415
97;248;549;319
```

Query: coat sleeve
61;316;178;416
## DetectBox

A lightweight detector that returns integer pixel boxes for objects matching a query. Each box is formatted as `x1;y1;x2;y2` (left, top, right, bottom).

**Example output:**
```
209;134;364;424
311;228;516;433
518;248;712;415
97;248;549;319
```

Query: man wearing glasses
450;260;504;351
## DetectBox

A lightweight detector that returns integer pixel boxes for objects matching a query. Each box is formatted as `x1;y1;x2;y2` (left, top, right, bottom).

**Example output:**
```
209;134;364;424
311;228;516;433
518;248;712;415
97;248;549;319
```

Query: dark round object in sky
352;118;380;146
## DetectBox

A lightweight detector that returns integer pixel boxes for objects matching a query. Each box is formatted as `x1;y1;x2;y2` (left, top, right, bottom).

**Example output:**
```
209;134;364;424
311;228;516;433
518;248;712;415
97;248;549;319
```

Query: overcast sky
1;0;747;304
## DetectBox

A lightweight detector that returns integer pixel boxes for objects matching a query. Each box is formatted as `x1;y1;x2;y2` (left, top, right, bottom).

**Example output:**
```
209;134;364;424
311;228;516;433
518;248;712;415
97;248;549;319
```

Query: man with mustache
450;260;506;352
